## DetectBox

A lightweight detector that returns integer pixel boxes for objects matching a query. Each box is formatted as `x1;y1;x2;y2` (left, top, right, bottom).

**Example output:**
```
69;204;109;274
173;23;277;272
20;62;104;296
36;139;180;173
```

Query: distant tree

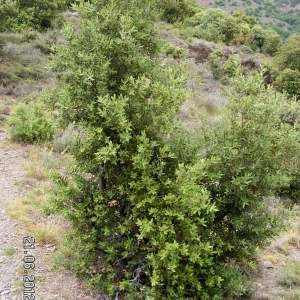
0;0;65;31
274;34;300;71
274;68;300;100
160;0;198;23
273;34;300;99
249;25;266;51
262;29;281;55
187;8;240;44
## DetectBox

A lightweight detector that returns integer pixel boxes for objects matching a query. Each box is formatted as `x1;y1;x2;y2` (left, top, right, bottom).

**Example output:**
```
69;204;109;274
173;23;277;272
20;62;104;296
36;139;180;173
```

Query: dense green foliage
186;8;240;44
273;34;300;100
0;0;65;31
275;68;300;100
202;74;300;261
0;0;18;31
274;34;300;72
8;101;55;143
181;7;281;54
209;49;240;81
249;25;282;54
160;0;198;23
200;0;300;38
47;0;300;298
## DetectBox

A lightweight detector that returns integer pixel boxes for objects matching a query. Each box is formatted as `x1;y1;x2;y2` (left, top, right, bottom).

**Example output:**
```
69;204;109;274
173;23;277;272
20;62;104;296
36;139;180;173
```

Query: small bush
223;54;241;77
274;34;300;71
186;8;239;44
162;43;188;59
160;0;198;23
0;0;18;31
53;123;84;153
209;49;224;79
274;68;300;100
0;0;65;32
209;50;241;82
232;23;282;54
248;25;266;51
262;30;281;55
8;102;54;143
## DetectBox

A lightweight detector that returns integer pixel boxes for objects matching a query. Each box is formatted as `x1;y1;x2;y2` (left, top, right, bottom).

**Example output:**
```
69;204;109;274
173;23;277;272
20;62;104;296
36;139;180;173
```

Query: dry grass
179;60;226;129
2;246;16;257
0;30;56;98
23;146;74;182
279;260;300;288
7;146;73;249
6;196;33;226
252;206;300;298
32;218;68;246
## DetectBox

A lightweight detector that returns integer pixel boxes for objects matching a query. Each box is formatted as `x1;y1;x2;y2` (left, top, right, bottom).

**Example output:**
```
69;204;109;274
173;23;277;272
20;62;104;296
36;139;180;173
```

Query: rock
241;57;261;70
189;40;215;63
63;11;80;18
262;260;273;269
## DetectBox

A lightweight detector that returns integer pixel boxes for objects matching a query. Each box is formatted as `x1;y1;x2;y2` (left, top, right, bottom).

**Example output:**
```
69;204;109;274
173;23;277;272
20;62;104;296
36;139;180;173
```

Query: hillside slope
198;0;300;37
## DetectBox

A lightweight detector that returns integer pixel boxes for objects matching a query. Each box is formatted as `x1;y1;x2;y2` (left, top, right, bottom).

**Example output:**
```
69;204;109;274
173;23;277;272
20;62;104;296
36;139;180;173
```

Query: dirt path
0;129;104;300
251;228;300;299
160;27;226;128
0;130;26;299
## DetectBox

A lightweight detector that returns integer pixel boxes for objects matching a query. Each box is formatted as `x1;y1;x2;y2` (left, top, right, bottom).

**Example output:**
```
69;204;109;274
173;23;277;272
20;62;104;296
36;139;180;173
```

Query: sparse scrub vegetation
2;0;300;299
279;260;300;288
209;49;241;81
45;1;300;298
177;7;281;55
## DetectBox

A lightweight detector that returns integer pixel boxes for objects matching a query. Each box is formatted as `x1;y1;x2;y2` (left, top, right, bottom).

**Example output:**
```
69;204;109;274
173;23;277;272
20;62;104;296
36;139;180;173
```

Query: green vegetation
209;49;240;81
43;0;300;298
280;260;300;288
4;0;300;298
178;7;281;54
201;0;300;38
8;101;55;143
275;68;300;99
274;34;300;71
0;0;66;32
273;34;300;99
160;0;198;23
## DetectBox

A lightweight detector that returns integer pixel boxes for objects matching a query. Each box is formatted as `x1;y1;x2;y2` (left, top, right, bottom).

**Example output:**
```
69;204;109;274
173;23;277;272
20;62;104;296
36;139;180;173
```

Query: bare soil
0;129;104;300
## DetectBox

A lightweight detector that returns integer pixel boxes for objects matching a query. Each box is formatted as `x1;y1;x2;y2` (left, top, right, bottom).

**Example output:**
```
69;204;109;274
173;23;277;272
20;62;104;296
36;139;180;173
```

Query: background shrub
0;0;18;31
274;34;300;71
262;29;281;55
0;0;66;32
8;101;54;143
201;73;300;262
273;34;300;99
274;68;300;100
186;8;239;44
209;50;241;81
160;0;198;23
